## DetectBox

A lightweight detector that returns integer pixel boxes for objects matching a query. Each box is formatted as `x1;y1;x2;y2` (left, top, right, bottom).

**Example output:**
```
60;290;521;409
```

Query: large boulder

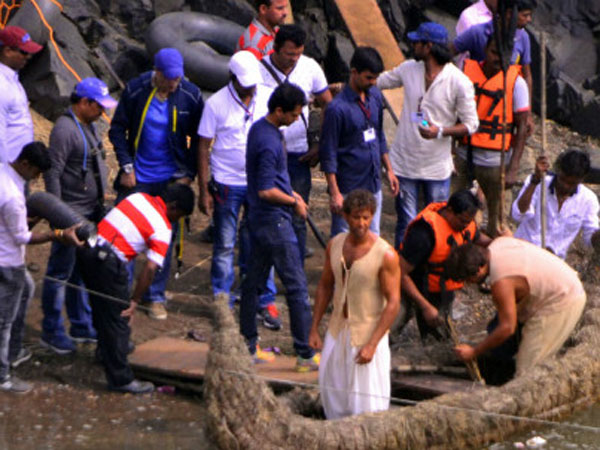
324;31;354;83
95;0;155;36
295;8;329;62
187;0;255;26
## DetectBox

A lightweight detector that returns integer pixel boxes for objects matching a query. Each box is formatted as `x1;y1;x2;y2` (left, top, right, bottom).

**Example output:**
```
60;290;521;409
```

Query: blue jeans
331;190;383;237
41;241;95;338
240;217;314;359
288;153;312;261
0;267;33;380
395;176;451;248
118;180;174;304
211;181;276;308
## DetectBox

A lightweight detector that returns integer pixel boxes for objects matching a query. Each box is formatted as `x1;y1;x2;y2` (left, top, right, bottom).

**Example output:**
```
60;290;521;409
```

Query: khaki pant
453;157;512;237
515;294;586;376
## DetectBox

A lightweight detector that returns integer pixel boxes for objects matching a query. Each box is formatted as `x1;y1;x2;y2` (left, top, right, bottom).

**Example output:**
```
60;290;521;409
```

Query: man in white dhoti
309;189;401;419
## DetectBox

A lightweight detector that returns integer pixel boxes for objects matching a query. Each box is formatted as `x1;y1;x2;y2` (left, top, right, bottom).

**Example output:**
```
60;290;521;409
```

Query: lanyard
69;109;89;174
356;97;372;125
227;84;255;123
134;87;157;152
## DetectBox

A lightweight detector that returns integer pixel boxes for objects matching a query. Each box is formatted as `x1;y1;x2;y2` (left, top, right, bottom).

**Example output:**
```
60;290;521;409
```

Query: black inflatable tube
26;192;96;243
145;12;245;91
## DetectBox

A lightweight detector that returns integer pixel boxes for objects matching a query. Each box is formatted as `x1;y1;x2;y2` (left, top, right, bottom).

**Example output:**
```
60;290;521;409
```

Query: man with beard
376;22;479;248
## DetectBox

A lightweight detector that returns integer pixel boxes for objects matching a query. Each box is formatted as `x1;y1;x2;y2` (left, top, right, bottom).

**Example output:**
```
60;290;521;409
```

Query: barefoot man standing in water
309;189;400;419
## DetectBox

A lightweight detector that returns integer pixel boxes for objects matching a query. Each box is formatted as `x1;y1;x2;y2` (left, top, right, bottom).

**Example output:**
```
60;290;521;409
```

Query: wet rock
154;0;186;16
296;8;329;62
95;0;155;36
378;0;407;42
571;95;600;138
324;31;354;83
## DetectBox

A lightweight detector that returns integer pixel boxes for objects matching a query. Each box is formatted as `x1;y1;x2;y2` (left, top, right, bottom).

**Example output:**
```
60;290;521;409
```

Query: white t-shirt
377;60;479;180
259;54;328;154
456;75;529;167
197;83;270;186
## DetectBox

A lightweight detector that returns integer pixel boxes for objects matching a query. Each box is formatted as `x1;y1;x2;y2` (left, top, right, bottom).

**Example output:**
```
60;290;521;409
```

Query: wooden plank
392;373;486;397
129;337;319;386
333;0;405;121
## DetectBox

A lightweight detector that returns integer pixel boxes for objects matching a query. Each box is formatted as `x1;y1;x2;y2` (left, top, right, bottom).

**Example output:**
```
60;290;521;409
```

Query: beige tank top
488;237;585;322
327;232;392;347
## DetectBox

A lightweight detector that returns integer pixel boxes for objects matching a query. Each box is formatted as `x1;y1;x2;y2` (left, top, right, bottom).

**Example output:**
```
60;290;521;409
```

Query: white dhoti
319;323;391;420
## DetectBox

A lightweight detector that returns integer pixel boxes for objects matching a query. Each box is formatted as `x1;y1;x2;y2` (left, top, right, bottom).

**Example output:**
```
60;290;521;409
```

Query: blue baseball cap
74;77;118;109
407;22;448;45
154;47;184;80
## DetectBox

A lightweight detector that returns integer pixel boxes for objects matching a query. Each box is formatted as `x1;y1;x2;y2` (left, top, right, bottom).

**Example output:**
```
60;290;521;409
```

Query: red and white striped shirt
236;18;276;60
98;193;172;267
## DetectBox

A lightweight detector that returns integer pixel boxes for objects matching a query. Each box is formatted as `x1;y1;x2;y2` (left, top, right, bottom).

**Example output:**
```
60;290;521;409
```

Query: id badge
363;127;376;143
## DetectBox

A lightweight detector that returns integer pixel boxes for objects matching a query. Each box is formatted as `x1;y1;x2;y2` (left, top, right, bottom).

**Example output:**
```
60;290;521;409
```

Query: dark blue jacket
108;72;203;179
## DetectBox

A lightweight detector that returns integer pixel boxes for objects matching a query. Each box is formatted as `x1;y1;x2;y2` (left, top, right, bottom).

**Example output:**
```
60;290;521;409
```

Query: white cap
229;51;261;88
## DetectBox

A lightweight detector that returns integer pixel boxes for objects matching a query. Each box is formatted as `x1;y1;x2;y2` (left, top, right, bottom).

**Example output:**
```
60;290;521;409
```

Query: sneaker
108;379;154;394
257;304;282;331
39;334;76;355
295;353;320;373
147;302;167;320
0;376;33;394
10;348;32;369
253;345;275;364
69;329;98;344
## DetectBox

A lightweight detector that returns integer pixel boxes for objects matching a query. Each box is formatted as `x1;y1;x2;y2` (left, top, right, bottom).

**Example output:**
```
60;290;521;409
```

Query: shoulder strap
260;58;308;130
260;58;284;85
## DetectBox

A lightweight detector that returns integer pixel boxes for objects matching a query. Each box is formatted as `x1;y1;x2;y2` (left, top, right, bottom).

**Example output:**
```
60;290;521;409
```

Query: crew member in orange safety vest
396;190;492;340
454;35;530;237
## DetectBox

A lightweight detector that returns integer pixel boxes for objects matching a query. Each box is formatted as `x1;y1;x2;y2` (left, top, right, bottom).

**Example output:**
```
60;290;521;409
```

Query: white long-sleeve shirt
0;62;33;163
377;60;479;180
0;163;31;267
512;174;600;259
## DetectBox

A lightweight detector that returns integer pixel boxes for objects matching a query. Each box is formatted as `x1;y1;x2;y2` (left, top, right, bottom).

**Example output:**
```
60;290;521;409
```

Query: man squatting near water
445;237;586;380
310;190;400;419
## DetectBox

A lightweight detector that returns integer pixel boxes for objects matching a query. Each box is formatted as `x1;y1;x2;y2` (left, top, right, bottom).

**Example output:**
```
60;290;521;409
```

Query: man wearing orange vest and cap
237;0;288;60
454;35;529;237
396;190;492;340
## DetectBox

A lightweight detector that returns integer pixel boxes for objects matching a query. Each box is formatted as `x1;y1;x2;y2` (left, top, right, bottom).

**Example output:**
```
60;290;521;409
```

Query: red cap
0;26;42;54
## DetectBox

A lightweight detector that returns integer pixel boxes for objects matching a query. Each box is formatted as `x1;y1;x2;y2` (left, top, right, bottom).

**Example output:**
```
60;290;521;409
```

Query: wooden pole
540;32;548;249
447;317;485;385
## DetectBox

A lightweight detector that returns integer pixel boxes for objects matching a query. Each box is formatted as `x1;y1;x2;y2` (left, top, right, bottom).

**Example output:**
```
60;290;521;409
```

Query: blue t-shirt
134;96;178;183
454;20;531;66
319;85;388;194
246;117;293;224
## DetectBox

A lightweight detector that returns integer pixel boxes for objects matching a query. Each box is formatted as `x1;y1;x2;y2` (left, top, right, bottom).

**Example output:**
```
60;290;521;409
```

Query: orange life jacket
405;202;477;293
463;59;520;151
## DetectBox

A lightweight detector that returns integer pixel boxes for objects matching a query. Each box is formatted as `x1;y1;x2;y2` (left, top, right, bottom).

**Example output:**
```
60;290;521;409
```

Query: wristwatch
122;163;134;174
437;127;444;139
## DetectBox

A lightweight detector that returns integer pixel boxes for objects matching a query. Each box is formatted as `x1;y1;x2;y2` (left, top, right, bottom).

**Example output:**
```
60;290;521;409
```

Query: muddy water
491;405;600;449
0;385;216;449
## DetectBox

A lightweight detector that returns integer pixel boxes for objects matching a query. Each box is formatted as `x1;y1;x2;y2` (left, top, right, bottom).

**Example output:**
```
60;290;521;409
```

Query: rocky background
5;0;600;136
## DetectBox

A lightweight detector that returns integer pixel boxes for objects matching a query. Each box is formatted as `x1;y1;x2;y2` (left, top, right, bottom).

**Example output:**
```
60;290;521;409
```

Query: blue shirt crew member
240;83;319;371
320;47;399;237
40;78;117;355
108;48;204;320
